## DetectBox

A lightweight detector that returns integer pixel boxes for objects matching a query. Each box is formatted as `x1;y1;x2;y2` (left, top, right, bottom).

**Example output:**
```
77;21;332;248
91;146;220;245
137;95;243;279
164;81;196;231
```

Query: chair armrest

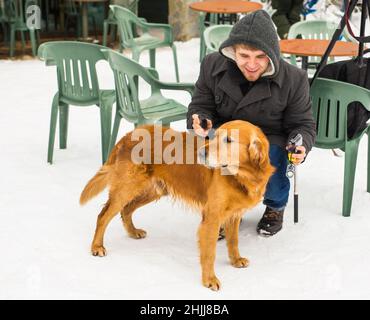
146;67;159;80
138;21;173;43
37;44;56;66
155;81;195;96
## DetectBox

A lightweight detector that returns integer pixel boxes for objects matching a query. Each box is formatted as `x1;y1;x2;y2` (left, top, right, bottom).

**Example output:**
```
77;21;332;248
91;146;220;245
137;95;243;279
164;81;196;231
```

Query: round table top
279;39;359;57
189;1;263;14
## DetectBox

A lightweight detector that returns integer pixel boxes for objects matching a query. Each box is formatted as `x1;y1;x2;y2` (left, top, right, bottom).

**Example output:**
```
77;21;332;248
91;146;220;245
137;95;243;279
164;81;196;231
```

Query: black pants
271;0;304;39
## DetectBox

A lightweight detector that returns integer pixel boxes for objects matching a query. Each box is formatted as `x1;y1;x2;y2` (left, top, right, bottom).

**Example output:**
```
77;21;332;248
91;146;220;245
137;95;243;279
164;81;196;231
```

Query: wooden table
189;0;263;14
280;39;359;70
76;0;107;42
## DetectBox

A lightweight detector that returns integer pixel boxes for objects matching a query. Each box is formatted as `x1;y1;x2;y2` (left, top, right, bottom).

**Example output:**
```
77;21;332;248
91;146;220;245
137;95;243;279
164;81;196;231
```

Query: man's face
234;45;270;82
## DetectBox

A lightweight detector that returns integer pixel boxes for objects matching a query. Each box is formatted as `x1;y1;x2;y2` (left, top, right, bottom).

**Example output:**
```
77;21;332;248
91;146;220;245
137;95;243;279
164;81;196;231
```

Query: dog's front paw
91;245;107;257
202;276;221;291
129;228;147;239
231;257;249;268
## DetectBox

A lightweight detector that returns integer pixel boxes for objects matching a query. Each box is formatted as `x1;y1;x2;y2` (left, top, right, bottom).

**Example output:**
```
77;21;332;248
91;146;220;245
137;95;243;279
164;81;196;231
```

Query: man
187;10;316;236
271;0;305;39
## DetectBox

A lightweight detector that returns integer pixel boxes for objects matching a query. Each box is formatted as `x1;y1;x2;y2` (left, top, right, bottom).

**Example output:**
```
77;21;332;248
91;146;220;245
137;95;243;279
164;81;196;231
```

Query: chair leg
29;29;37;56
92;17;97;39
108;114;121;158
149;49;156;69
198;13;206;62
171;45;180;82
367;131;370;193
10;26;16;57
111;24;117;45
48;94;60;164
59;103;69;149
77;16;82;38
342;140;360;217
199;32;206;62
64;16;70;38
99;103;113;164
20;31;26;51
103;20;109;46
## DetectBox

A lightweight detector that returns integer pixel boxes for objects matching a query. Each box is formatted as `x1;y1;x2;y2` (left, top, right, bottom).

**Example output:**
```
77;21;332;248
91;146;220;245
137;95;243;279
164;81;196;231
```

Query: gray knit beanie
219;10;281;78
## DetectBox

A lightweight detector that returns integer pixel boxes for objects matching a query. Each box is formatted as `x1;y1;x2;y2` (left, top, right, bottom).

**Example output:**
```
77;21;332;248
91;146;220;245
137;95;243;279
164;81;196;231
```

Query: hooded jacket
187;10;316;153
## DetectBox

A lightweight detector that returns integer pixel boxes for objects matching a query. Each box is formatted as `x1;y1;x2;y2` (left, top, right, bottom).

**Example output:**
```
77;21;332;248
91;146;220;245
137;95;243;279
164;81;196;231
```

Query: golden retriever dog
80;120;274;290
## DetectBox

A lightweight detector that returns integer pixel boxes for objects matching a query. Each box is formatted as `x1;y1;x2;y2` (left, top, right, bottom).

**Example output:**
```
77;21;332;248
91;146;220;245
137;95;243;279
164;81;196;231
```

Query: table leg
301;56;308;70
59;0;65;32
81;2;88;40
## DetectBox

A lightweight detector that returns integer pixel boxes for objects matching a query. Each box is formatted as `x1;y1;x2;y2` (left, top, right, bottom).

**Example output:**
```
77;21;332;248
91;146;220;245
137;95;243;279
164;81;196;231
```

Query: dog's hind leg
224;215;249;268
198;208;222;291
120;187;162;239
91;198;124;257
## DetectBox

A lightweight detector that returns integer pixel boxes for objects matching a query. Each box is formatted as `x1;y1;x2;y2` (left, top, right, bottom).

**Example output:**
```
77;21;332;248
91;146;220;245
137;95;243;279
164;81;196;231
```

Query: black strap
345;0;370;43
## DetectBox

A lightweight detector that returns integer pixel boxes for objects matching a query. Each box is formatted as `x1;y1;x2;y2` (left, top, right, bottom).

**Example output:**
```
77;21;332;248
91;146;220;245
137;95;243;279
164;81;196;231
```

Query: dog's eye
224;136;232;143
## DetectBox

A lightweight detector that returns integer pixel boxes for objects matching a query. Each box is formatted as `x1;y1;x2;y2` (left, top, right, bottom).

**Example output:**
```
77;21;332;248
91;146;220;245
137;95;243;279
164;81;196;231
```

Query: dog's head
197;120;274;177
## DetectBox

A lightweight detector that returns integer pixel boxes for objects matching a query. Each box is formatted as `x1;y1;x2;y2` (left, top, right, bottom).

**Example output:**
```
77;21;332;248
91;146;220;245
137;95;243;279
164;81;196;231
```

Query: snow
1;37;370;300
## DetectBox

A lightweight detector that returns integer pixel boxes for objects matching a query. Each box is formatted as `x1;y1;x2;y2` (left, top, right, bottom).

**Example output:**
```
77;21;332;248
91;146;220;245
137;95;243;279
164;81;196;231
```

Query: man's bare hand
286;145;306;165
192;114;213;137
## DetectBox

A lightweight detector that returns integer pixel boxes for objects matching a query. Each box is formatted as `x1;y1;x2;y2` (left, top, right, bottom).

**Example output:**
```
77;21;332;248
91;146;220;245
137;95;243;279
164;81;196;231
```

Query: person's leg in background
288;0;304;27
257;144;290;236
271;0;293;39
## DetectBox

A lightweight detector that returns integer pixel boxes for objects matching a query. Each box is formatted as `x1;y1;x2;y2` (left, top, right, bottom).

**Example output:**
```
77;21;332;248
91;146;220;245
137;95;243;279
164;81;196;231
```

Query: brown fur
80;120;275;290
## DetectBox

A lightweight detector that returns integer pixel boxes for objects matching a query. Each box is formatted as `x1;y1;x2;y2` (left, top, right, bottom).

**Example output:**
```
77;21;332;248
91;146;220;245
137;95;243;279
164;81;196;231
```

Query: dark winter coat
187;10;316;152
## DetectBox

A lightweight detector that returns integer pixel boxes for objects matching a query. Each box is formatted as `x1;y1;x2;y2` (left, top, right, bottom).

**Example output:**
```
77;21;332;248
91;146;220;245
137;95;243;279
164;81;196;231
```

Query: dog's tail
79;143;120;205
79;165;110;205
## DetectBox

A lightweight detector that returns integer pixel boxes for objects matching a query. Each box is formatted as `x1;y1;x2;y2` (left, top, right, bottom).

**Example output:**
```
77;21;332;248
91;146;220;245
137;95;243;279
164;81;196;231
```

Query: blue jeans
263;144;290;210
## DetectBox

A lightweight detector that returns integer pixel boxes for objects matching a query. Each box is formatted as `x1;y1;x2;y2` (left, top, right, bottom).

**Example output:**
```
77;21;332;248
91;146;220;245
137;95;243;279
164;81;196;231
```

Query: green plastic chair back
288;20;353;67
39;41;105;105
38;41;116;164
310;78;370;216
104;49;194;154
112;0;138;15
203;24;232;55
102;0;139;48
110;4;179;82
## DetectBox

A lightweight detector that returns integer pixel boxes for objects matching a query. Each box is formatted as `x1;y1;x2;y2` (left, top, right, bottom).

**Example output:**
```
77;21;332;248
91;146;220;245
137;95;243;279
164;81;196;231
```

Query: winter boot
256;207;284;236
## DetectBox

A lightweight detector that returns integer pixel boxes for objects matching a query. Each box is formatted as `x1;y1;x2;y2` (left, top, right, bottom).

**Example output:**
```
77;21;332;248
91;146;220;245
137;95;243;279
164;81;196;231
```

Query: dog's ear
248;138;269;169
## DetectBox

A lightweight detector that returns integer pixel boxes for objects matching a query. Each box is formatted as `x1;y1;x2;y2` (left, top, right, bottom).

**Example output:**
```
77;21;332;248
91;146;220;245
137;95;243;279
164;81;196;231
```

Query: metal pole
294;166;298;223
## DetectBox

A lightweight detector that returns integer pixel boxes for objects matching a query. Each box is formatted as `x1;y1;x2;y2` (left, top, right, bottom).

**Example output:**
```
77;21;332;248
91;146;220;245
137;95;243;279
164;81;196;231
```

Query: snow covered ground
0;37;370;300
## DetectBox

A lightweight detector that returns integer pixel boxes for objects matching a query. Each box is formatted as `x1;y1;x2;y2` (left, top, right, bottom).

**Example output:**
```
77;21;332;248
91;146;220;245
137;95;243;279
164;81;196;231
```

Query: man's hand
286;145;306;165
192;114;213;137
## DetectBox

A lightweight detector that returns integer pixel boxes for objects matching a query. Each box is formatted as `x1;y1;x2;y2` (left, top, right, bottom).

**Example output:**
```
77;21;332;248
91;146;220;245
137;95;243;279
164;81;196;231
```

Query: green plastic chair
310;78;370;216
104;49;194;155
288;20;354;68
38;41;116;164
203;24;232;55
8;0;40;57
198;12;218;62
110;4;180;82
102;0;139;47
